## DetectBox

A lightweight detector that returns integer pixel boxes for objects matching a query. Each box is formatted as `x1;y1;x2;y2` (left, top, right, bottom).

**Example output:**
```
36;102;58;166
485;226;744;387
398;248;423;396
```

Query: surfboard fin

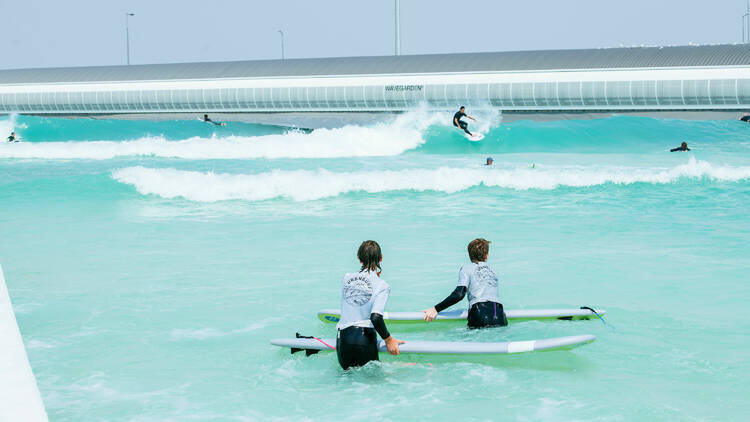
290;347;320;356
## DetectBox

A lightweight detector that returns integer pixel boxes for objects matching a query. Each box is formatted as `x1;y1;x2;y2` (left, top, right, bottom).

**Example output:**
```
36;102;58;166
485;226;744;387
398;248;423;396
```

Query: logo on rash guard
344;275;373;306
476;264;498;288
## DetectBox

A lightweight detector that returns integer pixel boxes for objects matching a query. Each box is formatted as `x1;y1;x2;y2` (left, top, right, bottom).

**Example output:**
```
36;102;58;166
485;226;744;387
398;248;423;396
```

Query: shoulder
342;272;362;282
459;263;477;273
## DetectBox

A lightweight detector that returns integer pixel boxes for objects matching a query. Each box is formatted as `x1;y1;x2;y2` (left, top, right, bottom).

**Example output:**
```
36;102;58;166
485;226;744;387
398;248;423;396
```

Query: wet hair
460;106;465;110
681;141;688;147
467;238;491;263
358;240;382;272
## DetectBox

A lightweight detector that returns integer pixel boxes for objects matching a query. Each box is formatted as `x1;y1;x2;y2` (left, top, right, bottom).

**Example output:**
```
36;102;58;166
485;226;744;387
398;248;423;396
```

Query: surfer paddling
336;240;403;369
670;141;690;152
422;238;507;328
453;106;476;136
202;114;224;126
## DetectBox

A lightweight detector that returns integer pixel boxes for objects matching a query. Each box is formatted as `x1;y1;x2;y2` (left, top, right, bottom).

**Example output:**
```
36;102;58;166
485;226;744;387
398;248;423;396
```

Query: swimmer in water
670;141;690;152
336;240;403;369
422;238;507;328
453;106;477;136
485;157;494;165
740;113;750;122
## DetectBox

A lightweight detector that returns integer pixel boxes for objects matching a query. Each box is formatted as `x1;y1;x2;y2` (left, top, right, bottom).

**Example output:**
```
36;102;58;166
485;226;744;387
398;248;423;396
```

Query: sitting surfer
202;114;223;126
336;240;403;369
485;157;494;166
422;238;507;328
7;131;16;142
740;113;750;122
453;106;477;136
670;141;690;152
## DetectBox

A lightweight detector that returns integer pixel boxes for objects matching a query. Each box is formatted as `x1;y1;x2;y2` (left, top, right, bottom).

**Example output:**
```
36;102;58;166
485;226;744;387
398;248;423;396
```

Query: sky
0;0;748;70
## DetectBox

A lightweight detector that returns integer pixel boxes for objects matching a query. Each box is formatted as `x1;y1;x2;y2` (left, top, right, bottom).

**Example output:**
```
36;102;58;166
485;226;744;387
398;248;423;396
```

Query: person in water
670;141;690;152
485;157;494;166
7;132;16;142
422;238;507;328
739;114;750;122
203;114;222;126
453;106;477;136
336;240;403;369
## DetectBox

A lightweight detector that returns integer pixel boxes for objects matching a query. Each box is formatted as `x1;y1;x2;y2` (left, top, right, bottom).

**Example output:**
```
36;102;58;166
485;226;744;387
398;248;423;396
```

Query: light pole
125;12;135;65
394;0;401;55
278;30;285;60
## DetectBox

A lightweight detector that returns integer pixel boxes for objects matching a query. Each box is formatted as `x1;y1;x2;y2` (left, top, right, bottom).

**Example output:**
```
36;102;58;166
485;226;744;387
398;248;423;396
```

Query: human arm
422;286;467;322
370;312;404;355
370;282;403;354
468;115;477;122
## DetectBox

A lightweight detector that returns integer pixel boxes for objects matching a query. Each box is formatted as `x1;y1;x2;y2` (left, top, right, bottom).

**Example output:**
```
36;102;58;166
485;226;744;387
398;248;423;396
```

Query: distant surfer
670;142;690;152
336;240;403;369
6;132;17;142
422;238;507;328
453;106;477;136
202;114;224;126
740;113;750;122
485;157;494;166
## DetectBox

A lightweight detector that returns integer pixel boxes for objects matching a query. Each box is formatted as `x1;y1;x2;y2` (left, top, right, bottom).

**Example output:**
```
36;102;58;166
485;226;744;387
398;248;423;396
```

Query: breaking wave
0;108;448;160
111;158;750;202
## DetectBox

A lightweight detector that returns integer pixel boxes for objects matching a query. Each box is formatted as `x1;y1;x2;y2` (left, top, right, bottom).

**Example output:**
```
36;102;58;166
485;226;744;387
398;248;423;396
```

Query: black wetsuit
434;286;508;328
670;146;690;152
741;115;750;122
336;313;391;369
7;134;15;142
203;116;222;126
453;111;472;135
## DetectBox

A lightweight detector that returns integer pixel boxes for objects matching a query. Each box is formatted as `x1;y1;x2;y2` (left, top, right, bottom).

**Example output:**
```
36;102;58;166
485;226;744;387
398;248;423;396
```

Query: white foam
111;158;750;202
0;108;446;160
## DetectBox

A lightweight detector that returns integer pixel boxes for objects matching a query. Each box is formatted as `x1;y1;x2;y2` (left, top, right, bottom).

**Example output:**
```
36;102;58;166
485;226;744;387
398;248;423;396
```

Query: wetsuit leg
467;301;508;328
336;326;379;369
459;121;472;136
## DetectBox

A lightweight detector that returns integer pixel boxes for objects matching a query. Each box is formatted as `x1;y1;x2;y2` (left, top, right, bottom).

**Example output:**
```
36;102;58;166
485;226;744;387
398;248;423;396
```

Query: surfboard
317;308;606;324
0;265;49;421
271;334;595;355
466;133;484;142
197;117;225;126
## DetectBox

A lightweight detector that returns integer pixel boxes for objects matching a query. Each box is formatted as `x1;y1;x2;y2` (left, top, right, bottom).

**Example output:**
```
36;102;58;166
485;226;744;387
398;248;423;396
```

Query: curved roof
2;44;750;85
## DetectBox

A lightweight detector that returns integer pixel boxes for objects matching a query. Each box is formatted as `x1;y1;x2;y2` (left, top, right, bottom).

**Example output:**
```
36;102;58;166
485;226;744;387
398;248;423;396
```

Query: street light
394;0;401;55
278;30;285;60
125;12;135;65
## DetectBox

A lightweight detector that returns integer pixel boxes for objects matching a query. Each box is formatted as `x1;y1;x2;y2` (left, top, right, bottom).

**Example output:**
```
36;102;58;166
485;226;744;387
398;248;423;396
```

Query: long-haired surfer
336;240;404;369
422;238;507;328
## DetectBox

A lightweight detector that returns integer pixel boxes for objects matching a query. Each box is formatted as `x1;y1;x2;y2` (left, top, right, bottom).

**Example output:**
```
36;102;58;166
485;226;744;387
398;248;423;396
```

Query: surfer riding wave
453;106;476;136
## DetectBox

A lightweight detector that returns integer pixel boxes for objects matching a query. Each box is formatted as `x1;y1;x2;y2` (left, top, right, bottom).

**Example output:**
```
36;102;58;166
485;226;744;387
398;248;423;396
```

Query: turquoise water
1;112;749;421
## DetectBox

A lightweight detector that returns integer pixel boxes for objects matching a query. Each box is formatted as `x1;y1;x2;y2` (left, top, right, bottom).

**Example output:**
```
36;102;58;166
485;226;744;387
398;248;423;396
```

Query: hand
422;307;439;322
384;336;405;355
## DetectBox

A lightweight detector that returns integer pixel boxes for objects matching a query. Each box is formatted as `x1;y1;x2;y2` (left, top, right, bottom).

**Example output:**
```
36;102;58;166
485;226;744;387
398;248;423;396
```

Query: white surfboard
0;266;49;421
317;308;606;324
271;334;595;355
466;133;484;142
